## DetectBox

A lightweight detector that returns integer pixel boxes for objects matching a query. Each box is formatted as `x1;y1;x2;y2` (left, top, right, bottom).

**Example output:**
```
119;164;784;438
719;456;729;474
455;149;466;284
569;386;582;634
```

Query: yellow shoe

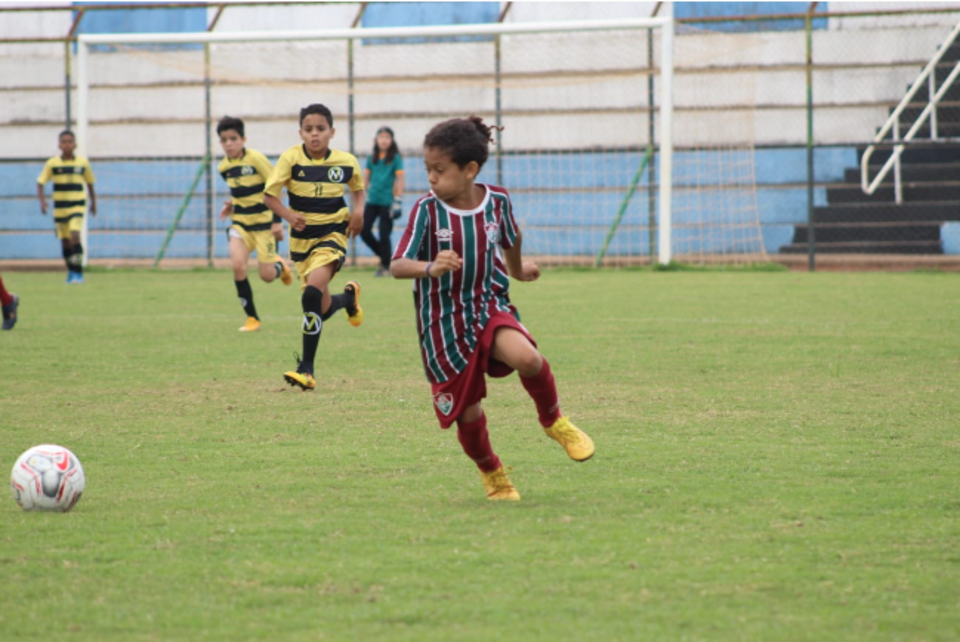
544;416;595;462
283;370;316;391
239;317;261;332
344;281;363;327
279;261;293;286
478;466;521;501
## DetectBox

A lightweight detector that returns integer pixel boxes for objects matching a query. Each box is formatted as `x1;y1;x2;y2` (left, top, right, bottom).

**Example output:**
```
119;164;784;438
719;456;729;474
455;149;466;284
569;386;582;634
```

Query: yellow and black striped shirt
265;144;364;263
37;155;96;221
218;148;275;232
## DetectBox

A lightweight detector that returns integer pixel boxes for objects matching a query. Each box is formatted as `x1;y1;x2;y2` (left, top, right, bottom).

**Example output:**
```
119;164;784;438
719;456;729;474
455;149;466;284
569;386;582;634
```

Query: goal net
75;18;763;267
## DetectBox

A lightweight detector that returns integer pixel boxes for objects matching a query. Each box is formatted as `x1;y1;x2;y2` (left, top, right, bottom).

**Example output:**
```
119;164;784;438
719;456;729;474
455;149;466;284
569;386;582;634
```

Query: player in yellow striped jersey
264;104;365;391
216;116;293;333
36;131;96;284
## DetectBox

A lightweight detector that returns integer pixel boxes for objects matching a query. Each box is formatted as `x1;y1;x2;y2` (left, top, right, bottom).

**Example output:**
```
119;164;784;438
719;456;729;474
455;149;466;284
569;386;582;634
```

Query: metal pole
348;37;357;266
647;27;656;264
205;42;214;267
805;10;816;272
76;39;89;267
656;10;673;265
495;34;503;186
64;41;72;130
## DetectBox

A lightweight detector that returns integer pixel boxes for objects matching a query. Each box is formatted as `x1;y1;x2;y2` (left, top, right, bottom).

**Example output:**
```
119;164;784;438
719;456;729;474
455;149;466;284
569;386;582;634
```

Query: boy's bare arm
37;184;47;214
264;193;305;232
88;184;97;215
348;189;365;239
503;233;540;282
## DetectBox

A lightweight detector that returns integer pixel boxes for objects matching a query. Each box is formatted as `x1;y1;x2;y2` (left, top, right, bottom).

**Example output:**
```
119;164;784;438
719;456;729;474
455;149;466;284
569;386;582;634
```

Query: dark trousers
360;203;394;270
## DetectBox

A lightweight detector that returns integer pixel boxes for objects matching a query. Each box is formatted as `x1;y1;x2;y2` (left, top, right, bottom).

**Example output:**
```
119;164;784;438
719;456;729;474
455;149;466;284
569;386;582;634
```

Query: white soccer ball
10;444;85;512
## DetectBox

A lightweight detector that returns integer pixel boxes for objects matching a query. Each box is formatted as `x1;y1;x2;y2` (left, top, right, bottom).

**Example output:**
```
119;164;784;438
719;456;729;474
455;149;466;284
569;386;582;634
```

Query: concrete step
792;222;941;244
780;240;943;254
845;163;960;183
826;183;960;204
812;201;960;224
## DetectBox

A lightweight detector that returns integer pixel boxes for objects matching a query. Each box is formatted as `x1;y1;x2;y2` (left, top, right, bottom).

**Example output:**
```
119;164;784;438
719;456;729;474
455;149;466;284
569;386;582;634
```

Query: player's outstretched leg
1;293;19;331
235;279;261;332
544;416;595;462
344;281;362;327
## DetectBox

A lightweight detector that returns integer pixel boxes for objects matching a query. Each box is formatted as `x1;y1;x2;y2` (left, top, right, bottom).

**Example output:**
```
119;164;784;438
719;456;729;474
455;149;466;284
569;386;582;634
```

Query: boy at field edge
390;116;595;501
36;130;97;284
264;104;365;391
216;116;294;333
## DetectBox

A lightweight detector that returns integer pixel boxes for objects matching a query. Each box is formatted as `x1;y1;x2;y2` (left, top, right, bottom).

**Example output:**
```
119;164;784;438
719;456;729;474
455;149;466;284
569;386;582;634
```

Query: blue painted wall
74;1;207;50
7;146;865;260
675;2;828;31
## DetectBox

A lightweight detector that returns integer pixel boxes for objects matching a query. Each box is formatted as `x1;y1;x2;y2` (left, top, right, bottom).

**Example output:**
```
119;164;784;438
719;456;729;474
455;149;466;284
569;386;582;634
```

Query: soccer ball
10;444;85;512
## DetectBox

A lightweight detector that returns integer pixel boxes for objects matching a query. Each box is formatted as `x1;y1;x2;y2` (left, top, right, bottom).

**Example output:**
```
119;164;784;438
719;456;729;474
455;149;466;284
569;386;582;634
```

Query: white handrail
861;20;960;201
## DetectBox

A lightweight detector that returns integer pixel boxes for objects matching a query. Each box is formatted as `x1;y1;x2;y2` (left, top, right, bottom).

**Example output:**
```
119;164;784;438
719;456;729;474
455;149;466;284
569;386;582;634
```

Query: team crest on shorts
434;392;454;415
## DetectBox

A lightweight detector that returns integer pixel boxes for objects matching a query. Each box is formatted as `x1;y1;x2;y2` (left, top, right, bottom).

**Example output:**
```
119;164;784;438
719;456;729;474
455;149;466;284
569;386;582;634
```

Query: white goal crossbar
75;17;675;265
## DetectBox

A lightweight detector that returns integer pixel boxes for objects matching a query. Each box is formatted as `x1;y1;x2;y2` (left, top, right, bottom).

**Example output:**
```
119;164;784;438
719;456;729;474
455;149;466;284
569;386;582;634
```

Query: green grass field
1;267;958;641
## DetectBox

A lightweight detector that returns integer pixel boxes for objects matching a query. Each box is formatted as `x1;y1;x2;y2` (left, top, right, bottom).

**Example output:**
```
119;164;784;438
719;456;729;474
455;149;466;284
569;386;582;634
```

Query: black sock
299;286;324;373
71;244;83;274
234;279;258;320
62;246;74;273
274;262;283;279
321;293;348;321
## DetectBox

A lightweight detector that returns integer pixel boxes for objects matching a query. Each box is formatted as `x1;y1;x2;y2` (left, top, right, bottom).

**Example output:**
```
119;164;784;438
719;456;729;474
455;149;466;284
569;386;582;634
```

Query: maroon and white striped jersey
392;184;521;383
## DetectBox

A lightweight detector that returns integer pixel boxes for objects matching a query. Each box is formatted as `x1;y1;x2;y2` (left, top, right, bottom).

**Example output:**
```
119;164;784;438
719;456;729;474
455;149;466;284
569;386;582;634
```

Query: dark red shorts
431;312;536;428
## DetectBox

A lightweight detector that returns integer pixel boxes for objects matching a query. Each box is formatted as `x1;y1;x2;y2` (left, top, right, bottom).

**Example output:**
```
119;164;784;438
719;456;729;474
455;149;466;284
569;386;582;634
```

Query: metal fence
3;3;960;270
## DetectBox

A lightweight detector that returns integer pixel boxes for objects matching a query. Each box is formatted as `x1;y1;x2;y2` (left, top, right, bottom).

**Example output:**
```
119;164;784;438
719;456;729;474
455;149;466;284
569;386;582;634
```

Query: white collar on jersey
431;184;490;216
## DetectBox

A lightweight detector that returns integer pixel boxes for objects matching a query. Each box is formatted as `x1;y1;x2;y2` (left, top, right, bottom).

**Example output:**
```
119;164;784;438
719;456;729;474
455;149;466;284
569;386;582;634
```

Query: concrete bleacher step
791;221;941;244
895;104;960;123
858;145;960;165
846;163;960;183
812;201;960;224
825;182;960;203
901;123;960;139
780;240;942;254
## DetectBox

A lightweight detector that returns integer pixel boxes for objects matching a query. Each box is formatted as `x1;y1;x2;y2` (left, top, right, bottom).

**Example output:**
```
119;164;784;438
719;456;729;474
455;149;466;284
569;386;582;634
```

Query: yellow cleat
239;317;261;332
344;281;363;327
544;416;595;462
279;261;294;286
478;466;521;501
283;370;316;391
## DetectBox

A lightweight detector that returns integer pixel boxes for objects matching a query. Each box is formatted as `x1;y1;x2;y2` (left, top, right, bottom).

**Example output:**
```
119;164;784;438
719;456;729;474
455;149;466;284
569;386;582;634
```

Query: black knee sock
62;245;74;273
71;244;83;274
299;286;324;373
234;279;258;320
321;292;348;321
274;262;283;279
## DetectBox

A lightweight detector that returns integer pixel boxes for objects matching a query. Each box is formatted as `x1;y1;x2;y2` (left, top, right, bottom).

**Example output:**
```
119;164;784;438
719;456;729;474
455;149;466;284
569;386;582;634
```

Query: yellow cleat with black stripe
544;416;595;462
279;261;294;286
478;466;521;501
344;281;363;327
284;370;316;391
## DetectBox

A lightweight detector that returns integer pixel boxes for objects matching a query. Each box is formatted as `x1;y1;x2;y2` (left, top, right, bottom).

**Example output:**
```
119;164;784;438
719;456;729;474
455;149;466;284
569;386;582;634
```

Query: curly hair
423;116;501;169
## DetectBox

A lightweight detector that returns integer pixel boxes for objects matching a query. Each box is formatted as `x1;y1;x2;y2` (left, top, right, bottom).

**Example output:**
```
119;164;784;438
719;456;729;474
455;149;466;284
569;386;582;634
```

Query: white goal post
74;17;677;266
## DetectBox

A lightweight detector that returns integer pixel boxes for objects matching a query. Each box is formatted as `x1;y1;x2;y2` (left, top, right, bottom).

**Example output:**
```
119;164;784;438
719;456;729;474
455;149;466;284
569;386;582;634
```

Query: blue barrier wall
5;146;875;260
